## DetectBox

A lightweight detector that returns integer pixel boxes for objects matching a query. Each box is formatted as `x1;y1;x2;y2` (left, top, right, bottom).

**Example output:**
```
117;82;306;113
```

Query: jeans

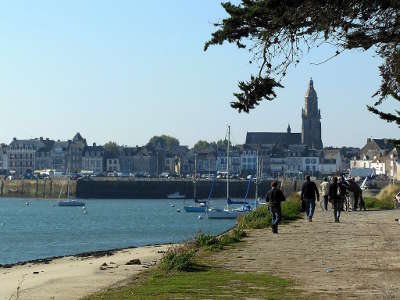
333;198;342;221
305;199;315;220
323;195;329;211
270;205;281;232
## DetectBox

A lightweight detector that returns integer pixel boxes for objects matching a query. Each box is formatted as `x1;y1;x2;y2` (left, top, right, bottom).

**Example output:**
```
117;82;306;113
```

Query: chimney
93;142;96;147
40;137;43;141
13;137;16;141
367;138;371;143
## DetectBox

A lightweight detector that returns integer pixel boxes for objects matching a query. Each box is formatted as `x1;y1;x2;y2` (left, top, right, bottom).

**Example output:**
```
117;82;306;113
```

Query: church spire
287;124;291;133
305;77;317;99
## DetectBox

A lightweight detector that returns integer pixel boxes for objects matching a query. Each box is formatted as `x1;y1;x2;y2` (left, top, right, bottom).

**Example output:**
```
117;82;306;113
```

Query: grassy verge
84;265;299;300
84;193;304;300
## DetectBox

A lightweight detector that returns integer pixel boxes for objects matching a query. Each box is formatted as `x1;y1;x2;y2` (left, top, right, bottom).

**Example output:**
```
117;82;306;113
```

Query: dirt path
213;207;400;299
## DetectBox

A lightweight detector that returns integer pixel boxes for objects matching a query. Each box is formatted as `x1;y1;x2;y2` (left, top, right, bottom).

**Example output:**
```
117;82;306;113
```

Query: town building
8;138;44;175
0;144;8;172
82;143;104;174
106;158;120;172
36;138;55;171
51;141;69;173
66;133;87;173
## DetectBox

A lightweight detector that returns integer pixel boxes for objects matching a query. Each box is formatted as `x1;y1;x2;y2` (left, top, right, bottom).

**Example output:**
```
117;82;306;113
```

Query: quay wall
0;178;300;199
0;179;76;199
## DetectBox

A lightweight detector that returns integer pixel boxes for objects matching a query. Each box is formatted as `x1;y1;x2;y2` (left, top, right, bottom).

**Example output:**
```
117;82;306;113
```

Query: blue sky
0;1;397;148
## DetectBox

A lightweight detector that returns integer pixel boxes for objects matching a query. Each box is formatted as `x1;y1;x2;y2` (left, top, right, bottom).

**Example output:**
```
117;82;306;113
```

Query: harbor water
0;198;235;265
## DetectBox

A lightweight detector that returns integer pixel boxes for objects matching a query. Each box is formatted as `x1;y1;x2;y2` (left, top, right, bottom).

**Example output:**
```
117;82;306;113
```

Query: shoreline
0;243;173;269
1;243;176;300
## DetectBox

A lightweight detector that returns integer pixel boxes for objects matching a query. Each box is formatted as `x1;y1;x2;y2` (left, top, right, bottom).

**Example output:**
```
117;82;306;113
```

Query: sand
1;244;173;300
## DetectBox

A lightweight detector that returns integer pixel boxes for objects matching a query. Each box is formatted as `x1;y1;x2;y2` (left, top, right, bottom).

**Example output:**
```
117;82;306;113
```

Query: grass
238;193;302;229
84;266;299;300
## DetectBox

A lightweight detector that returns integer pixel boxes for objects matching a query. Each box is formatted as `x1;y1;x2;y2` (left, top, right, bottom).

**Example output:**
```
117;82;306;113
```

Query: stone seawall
0;179;76;199
0;178;300;199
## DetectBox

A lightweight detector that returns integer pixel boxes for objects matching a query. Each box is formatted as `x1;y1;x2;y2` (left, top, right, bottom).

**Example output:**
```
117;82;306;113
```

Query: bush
377;184;400;202
364;196;394;210
160;246;196;272
195;228;248;252
195;233;224;251
238;193;302;229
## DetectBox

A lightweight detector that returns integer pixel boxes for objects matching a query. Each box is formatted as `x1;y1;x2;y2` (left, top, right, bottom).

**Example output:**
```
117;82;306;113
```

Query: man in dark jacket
266;181;286;234
301;175;320;222
329;176;341;222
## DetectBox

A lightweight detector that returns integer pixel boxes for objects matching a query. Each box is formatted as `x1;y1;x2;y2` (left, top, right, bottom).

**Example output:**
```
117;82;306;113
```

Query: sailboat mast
227;125;230;201
255;150;258;200
194;153;197;200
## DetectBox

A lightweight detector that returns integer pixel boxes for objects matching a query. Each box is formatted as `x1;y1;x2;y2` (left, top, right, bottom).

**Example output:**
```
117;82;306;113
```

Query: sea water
0;198;235;265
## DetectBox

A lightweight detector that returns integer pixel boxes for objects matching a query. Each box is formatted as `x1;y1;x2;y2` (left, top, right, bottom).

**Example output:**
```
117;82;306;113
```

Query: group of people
265;175;365;234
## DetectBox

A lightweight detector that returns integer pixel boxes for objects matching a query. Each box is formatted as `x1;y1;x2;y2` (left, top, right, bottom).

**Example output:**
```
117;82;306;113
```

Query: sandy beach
1;244;173;300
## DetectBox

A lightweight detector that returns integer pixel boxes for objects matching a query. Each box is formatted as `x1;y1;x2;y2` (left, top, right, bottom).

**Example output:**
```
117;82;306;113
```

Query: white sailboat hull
207;209;238;219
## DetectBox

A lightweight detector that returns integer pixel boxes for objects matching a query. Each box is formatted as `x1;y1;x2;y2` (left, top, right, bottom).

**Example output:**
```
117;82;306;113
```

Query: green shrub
160;246;196;272
364;196;394;210
238;193;302;229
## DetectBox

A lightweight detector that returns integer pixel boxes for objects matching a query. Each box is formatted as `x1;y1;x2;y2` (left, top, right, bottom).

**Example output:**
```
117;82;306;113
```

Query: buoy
198;215;203;220
170;204;175;207
176;209;181;213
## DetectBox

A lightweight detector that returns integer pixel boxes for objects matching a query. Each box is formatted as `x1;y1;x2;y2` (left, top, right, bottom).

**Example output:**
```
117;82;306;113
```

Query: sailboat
207;125;250;219
184;153;208;213
57;171;85;207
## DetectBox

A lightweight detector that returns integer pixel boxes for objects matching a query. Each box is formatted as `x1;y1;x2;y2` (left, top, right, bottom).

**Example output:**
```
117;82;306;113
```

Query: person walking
301;175;320;222
320;177;330;211
266;181;286;234
329;176;341;222
338;176;349;211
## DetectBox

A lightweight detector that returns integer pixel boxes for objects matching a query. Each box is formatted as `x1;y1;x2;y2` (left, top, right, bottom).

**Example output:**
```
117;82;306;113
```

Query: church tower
301;78;323;149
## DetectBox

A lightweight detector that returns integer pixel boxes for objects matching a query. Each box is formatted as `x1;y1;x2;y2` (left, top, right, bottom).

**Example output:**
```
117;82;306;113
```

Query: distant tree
104;141;120;158
205;0;400;146
216;139;232;150
147;135;180;151
193;140;211;152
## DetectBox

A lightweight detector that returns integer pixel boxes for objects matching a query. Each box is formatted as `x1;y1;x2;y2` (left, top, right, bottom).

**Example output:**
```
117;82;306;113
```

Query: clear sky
0;1;397;148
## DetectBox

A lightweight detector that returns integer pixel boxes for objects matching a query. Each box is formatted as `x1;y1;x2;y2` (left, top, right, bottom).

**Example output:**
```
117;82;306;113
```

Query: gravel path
213;207;400;299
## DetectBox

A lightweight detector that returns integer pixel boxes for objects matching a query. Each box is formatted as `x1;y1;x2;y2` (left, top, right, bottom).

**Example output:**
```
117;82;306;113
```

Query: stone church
246;78;323;149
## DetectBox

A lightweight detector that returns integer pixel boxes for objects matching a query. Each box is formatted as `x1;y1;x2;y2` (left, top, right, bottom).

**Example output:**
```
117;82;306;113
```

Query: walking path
214;208;400;299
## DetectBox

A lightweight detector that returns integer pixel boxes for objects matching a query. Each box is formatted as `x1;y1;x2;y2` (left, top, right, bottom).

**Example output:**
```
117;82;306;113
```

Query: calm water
0;198;235;265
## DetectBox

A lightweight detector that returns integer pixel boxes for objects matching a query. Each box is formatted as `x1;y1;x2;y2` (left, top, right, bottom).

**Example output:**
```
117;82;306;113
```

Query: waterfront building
322;148;343;173
8;138;44;175
51;141;69;173
216;148;241;175
66;133;87;174
0;144;8;172
36;138;55;171
106;158;120;172
132;147;156;175
119;147;136;174
240;145;258;174
353;138;397;178
82;143;104;175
